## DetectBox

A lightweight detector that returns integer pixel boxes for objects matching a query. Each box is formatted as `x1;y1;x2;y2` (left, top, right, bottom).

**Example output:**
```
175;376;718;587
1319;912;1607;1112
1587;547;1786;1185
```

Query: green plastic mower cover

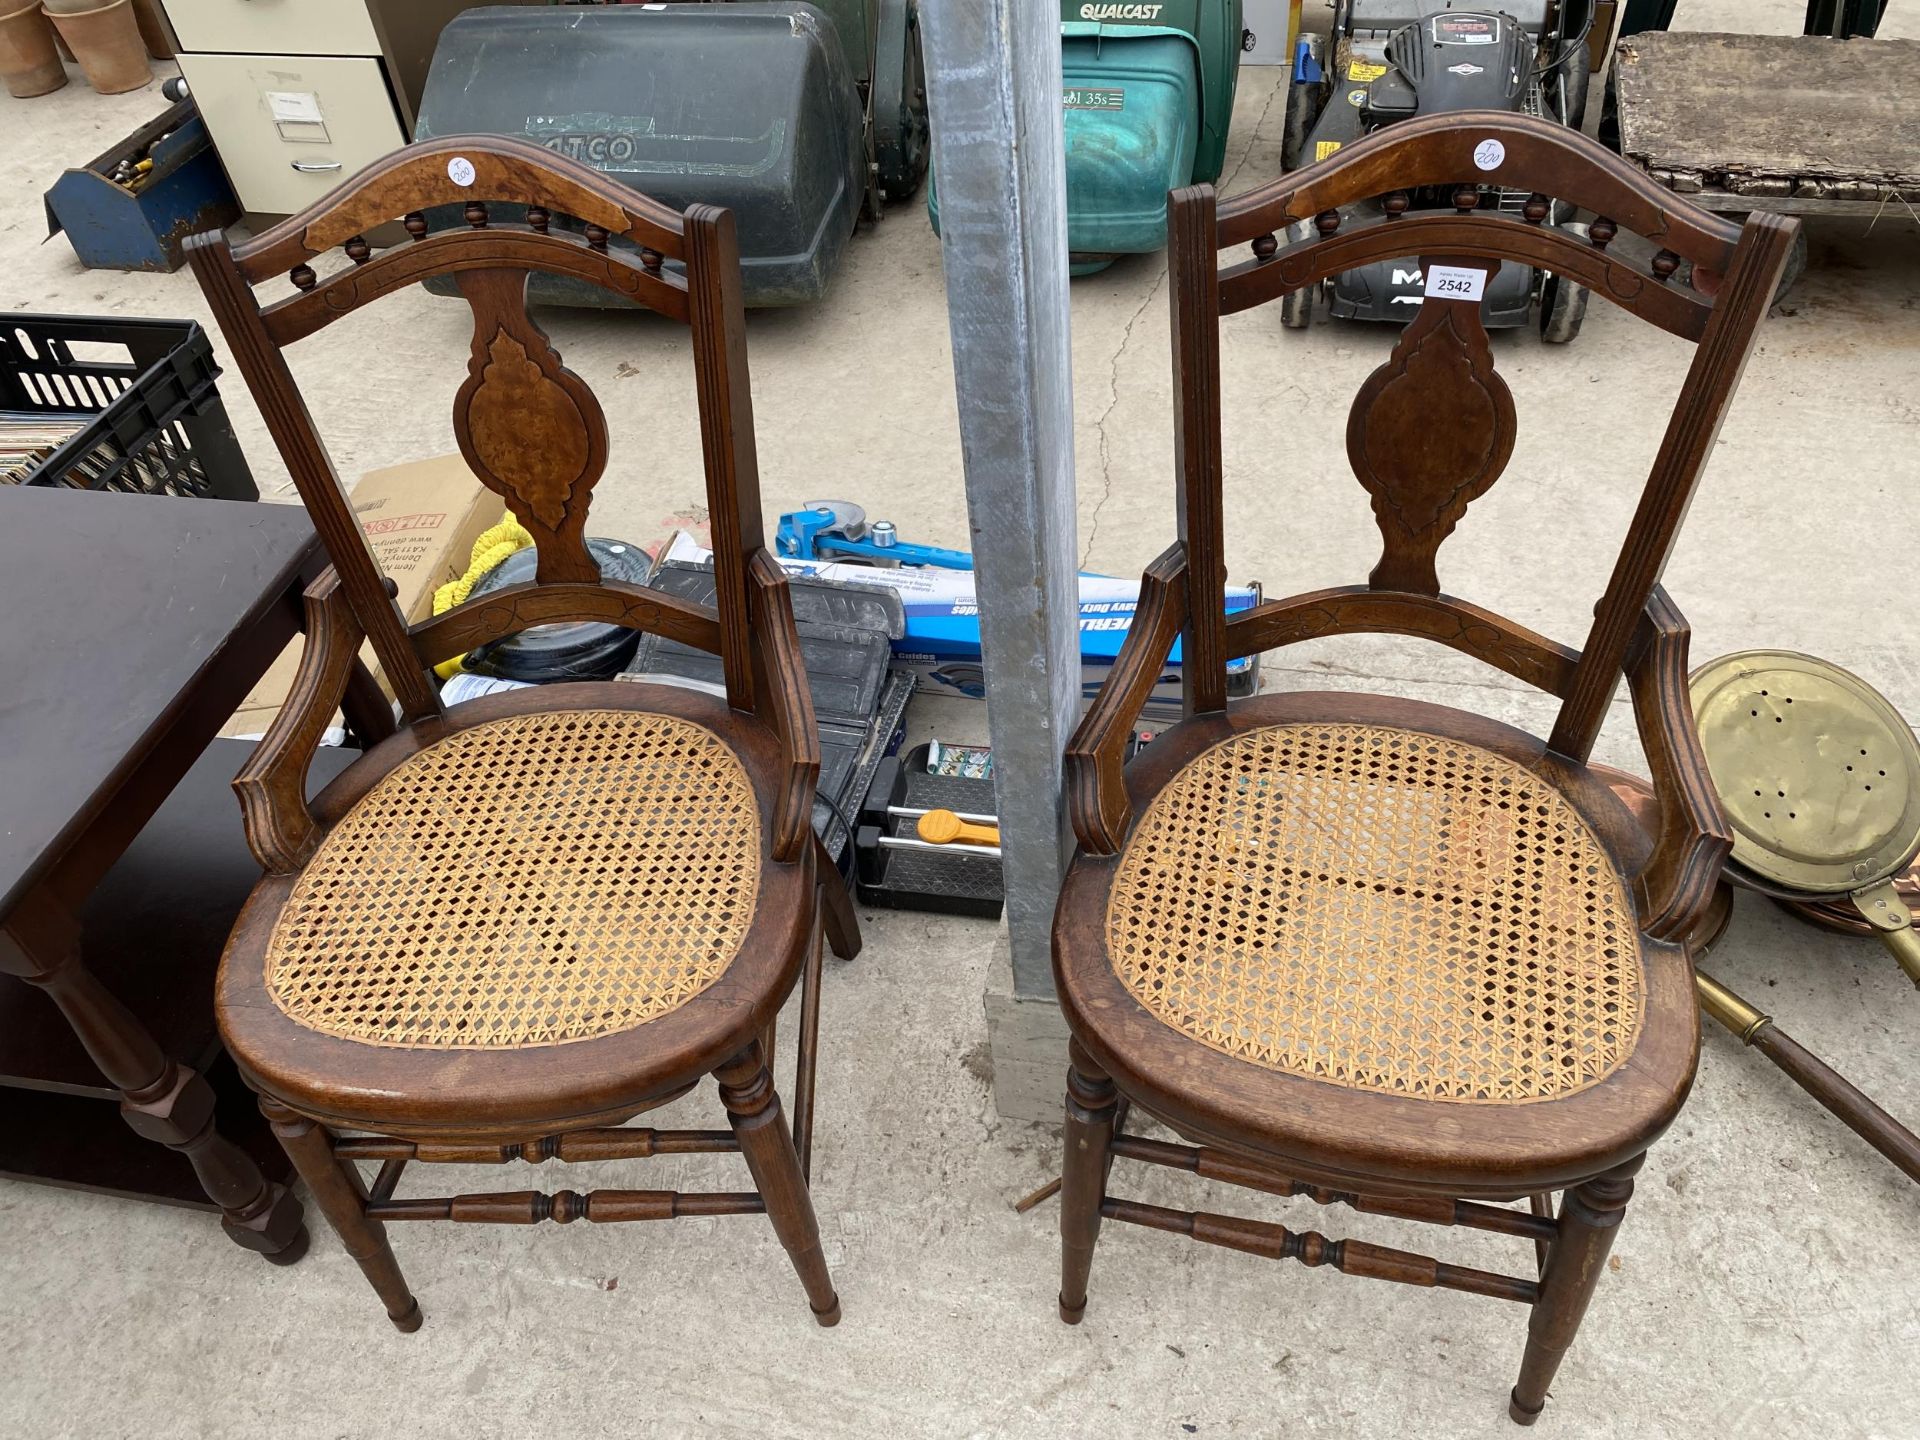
927;0;1242;273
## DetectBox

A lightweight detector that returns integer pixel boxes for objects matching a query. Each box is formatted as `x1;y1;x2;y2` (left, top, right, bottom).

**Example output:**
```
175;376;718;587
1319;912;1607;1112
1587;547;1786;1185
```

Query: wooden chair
1053;112;1799;1422
185;136;860;1331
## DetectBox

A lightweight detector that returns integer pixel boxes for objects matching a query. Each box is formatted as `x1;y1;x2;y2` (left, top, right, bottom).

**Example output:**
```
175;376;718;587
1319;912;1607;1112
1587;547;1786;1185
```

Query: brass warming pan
1692;650;1920;987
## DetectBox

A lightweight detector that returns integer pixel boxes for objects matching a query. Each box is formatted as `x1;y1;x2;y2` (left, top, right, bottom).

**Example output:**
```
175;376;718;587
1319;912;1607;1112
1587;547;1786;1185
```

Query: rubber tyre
1540;271;1589;344
1773;226;1810;304
1280;78;1321;174
1278;78;1322;333
1674;226;1809;308
1549;31;1591;129
874;0;930;203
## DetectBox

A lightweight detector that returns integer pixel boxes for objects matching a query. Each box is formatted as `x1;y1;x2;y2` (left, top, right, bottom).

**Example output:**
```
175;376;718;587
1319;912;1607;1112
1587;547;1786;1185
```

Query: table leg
3;913;307;1263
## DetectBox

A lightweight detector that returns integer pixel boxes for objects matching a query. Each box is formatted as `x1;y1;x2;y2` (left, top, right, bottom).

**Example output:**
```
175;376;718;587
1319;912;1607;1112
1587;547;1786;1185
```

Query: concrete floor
3;2;1918;1436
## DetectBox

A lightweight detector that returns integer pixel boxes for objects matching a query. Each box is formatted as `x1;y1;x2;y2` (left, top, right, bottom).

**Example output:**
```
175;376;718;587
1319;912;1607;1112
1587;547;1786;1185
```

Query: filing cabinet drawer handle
290;160;343;173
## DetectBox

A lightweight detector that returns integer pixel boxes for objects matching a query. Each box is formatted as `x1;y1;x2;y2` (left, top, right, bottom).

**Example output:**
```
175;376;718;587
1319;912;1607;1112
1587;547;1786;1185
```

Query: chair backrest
185;135;776;731
1169;111;1799;763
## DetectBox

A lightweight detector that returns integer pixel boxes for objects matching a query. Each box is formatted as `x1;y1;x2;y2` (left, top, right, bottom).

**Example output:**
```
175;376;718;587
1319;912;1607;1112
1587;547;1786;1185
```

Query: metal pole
920;1;1080;998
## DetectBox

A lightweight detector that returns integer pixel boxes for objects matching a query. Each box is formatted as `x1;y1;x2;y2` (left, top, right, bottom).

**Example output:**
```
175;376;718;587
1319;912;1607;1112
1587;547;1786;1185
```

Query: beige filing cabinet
167;0;546;215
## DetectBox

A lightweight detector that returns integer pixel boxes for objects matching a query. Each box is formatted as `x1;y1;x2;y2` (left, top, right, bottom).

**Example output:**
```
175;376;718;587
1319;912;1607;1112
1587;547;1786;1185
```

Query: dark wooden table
0;487;344;1263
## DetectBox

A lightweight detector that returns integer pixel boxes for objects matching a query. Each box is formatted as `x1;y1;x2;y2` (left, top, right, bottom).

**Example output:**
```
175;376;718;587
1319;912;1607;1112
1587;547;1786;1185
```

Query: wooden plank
1615;32;1920;193
1680;190;1913;218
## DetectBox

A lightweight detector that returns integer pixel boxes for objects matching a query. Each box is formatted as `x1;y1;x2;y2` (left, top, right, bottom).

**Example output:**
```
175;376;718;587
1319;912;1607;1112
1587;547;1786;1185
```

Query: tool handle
877;834;1002;860
916;809;1001;847
1850;880;1920;988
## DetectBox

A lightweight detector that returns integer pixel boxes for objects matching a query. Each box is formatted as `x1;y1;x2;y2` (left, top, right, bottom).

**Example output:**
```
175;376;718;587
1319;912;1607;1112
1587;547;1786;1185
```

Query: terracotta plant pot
129;0;169;58
48;0;162;53
43;0;149;94
0;0;65;97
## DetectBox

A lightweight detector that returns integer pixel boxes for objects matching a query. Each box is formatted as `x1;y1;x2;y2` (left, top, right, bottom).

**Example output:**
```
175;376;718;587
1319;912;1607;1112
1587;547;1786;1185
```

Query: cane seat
1053;692;1704;1196
216;684;819;1144
262;708;761;1052
1104;720;1641;1106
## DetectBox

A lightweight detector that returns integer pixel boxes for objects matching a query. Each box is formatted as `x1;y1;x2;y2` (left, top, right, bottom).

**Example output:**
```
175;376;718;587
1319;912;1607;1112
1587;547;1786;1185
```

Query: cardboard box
221;455;507;738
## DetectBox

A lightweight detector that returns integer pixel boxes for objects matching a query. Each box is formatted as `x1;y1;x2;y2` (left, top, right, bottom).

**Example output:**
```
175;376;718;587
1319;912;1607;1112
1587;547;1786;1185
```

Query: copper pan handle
1696;969;1920;1185
1849;880;1920;988
1882;927;1920;989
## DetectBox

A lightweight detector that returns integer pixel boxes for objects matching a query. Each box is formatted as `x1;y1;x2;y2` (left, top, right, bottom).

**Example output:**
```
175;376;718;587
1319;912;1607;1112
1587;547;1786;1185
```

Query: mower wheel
1674;226;1808;307
1550;30;1592;129
874;0;930;202
1278;53;1332;334
1773;227;1810;303
1539;271;1589;344
1280;78;1322;173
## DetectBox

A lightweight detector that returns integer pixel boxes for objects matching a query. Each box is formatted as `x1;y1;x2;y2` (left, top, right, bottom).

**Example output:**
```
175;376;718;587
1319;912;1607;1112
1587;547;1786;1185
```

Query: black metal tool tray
854;745;1003;919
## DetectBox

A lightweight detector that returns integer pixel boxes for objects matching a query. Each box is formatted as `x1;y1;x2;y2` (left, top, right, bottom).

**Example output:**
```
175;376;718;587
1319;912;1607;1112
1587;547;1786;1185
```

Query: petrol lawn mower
1280;0;1596;341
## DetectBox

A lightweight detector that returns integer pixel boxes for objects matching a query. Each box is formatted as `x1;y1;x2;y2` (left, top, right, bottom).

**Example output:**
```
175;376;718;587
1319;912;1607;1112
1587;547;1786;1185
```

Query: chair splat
449;267;608;585
1346;282;1516;595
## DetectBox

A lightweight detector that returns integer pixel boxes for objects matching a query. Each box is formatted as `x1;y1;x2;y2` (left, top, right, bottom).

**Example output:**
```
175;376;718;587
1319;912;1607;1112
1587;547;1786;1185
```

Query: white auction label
1473;138;1506;171
1424;264;1488;301
447;156;476;186
266;91;323;124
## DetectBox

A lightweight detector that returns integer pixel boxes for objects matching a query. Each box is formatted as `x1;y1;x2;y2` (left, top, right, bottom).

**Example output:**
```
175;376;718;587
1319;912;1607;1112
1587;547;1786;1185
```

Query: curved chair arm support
1066;544;1190;856
747;548;821;865
1625;586;1732;943
233;569;367;874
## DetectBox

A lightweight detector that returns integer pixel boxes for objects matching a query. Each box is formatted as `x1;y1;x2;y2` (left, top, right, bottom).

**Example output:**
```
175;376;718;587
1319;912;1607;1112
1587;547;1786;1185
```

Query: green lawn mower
1279;1;1596;341
928;1;1247;274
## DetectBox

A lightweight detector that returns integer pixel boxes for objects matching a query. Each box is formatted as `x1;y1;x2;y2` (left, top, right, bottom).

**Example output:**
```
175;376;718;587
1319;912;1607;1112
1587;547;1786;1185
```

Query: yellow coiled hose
431;517;535;679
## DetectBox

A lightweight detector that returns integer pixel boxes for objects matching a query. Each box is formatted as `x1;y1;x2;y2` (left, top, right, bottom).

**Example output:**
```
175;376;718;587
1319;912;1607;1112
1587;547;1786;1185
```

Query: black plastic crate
0;314;254;499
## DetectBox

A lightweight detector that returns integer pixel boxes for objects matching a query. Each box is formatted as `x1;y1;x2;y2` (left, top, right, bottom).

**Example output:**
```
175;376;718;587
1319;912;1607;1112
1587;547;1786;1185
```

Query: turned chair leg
261;1097;422;1333
1058;1039;1119;1325
717;1042;841;1326
1509;1157;1644;1425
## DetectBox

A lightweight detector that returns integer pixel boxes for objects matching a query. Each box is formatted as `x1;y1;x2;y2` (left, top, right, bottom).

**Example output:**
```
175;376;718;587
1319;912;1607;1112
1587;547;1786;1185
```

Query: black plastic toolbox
627;559;913;865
